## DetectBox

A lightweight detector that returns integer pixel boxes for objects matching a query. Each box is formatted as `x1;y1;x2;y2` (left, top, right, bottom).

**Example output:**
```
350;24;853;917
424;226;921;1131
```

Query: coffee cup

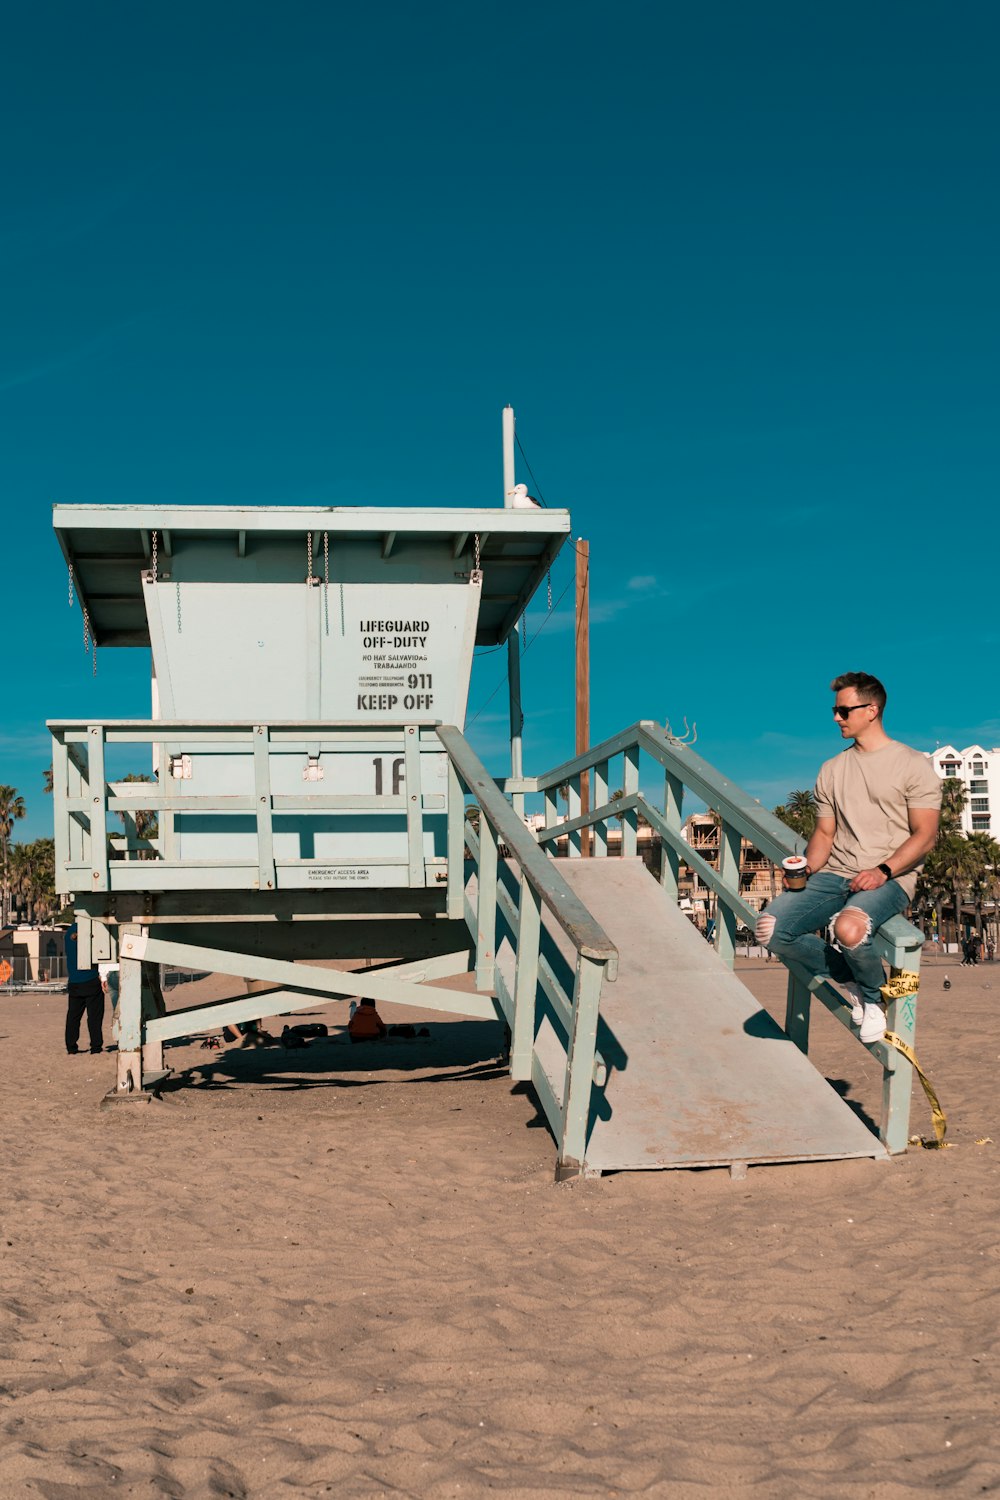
782;856;808;890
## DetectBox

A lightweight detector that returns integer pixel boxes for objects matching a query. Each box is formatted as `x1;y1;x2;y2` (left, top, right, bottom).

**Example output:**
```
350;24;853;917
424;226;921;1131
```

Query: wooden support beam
122;933;496;1021
576;540;590;856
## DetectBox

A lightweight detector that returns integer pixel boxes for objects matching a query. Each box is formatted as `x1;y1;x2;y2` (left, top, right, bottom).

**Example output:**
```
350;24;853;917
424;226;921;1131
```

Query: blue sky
2;1;998;840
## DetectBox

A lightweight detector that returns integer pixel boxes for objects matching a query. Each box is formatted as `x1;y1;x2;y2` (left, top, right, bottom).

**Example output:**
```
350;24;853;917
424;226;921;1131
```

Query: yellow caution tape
882;1031;950;1149
880;968;920;1001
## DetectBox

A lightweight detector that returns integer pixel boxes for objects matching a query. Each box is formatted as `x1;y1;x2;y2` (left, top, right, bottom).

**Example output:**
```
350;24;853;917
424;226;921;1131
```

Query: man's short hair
830;671;886;717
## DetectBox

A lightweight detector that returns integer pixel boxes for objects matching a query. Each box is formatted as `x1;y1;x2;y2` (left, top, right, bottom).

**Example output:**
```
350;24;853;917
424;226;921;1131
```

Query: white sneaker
859;1003;886;1044
828;979;865;1025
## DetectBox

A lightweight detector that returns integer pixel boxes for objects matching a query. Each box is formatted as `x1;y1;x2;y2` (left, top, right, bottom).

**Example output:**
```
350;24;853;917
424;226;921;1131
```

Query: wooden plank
660;770;683;900
511;875;541;1082
52;735;70;879
403;724;424;888
446;762;465;921
715;819;741;969
475;813;498;992
593;760;609;856
558;955;605;1176
551;860;885;1171
622;744;639;858
253;725;276;891
882;976;920;1154
127;937;497;1025
87;724;109;893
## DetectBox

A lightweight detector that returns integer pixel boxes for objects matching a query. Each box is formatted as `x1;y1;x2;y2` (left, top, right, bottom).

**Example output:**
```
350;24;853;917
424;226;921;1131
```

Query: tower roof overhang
53;504;570;648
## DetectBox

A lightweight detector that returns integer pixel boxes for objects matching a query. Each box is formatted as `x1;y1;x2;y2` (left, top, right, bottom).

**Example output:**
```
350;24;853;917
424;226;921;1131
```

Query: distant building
678;813;777;928
0;924;65;985
927;744;998;836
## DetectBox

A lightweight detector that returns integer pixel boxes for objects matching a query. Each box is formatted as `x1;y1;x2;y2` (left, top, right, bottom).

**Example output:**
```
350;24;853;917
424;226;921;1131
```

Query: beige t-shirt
813;740;941;899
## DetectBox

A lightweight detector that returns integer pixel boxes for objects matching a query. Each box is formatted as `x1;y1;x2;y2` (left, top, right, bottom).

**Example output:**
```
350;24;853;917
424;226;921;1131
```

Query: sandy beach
2;953;999;1498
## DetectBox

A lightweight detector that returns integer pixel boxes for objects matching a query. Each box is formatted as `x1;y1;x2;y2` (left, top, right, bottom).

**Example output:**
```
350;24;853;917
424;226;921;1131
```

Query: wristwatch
877;863;893;881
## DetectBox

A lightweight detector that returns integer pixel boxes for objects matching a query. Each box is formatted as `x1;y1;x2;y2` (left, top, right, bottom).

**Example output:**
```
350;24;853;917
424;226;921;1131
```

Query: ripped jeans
756;871;910;1006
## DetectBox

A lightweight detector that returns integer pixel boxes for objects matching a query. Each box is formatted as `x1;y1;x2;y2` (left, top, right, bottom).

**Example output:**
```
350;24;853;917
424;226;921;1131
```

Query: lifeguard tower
49;417;930;1177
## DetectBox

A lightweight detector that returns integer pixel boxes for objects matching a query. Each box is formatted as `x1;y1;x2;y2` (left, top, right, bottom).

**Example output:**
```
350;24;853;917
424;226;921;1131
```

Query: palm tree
8;839;56;924
0;785;26;927
966;832;1000;943
773;789;817;841
938;777;967;838
923;833;977;948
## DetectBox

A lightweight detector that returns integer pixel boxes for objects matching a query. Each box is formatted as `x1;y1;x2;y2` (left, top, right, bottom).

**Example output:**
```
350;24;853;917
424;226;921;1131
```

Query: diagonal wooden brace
119;933;496;1020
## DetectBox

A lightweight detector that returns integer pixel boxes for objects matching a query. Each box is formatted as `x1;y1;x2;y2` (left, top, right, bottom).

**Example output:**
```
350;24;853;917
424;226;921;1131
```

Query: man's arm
804;816;836;875
849;807;940;892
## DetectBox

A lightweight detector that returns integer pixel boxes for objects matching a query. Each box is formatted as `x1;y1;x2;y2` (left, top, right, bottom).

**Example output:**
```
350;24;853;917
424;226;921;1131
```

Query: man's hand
850;867;890;892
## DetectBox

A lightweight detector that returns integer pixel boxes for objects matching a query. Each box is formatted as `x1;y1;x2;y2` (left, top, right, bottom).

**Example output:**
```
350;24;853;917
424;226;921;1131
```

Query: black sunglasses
833;703;872;719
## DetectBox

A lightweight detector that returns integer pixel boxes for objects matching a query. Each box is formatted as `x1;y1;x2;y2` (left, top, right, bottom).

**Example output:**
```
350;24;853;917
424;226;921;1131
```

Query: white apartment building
927;744;998;836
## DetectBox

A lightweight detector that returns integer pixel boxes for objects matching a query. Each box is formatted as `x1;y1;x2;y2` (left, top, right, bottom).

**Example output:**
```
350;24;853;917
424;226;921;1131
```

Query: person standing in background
64;921;104;1055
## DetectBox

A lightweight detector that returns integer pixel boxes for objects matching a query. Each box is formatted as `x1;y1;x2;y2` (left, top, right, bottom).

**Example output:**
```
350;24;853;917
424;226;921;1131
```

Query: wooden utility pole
576;539;590;856
502;407;523;793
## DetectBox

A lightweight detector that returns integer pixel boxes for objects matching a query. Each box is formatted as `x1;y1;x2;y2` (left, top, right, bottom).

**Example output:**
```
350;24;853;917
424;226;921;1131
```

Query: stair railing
436;725;618;1178
524;720;924;1155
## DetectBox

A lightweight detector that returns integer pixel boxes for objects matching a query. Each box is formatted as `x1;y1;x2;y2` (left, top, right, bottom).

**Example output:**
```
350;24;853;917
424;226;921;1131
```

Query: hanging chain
176;581;182;634
83;606;96;674
474;533;481;570
547;567;553;611
323;531;330;634
151;530;158;583
68;562;75;608
306;530;313;584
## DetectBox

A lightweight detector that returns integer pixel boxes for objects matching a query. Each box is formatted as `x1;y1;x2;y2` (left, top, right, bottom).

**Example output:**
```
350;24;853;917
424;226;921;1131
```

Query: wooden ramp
501;858;885;1173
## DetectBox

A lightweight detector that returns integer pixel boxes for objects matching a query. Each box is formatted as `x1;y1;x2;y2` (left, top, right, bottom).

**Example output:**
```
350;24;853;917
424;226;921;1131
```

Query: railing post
87;725;109;894
510;874;542;1081
784;972;811;1053
593;759;609;856
253;725;276;892
622;744;639;857
446;762;465;921
159;734;177;861
557;954;605;1179
115;925;145;1094
660;770;683;899
403;724;424;887
67;746;86;869
543;785;559;847
568;776;582;857
52;735;69;881
715;819;740;969
475;810;498;992
881;956;921;1154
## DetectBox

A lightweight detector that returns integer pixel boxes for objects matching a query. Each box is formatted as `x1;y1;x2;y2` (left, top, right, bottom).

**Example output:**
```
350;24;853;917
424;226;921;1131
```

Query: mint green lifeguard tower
49;416;929;1178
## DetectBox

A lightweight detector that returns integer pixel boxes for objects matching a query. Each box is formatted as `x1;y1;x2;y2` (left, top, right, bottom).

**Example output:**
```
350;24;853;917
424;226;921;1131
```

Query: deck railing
47;719;448;895
517;720;924;1155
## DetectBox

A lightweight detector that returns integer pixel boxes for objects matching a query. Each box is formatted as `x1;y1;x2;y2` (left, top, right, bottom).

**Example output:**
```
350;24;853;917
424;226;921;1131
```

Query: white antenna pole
503;406;524;789
502;405;516;505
